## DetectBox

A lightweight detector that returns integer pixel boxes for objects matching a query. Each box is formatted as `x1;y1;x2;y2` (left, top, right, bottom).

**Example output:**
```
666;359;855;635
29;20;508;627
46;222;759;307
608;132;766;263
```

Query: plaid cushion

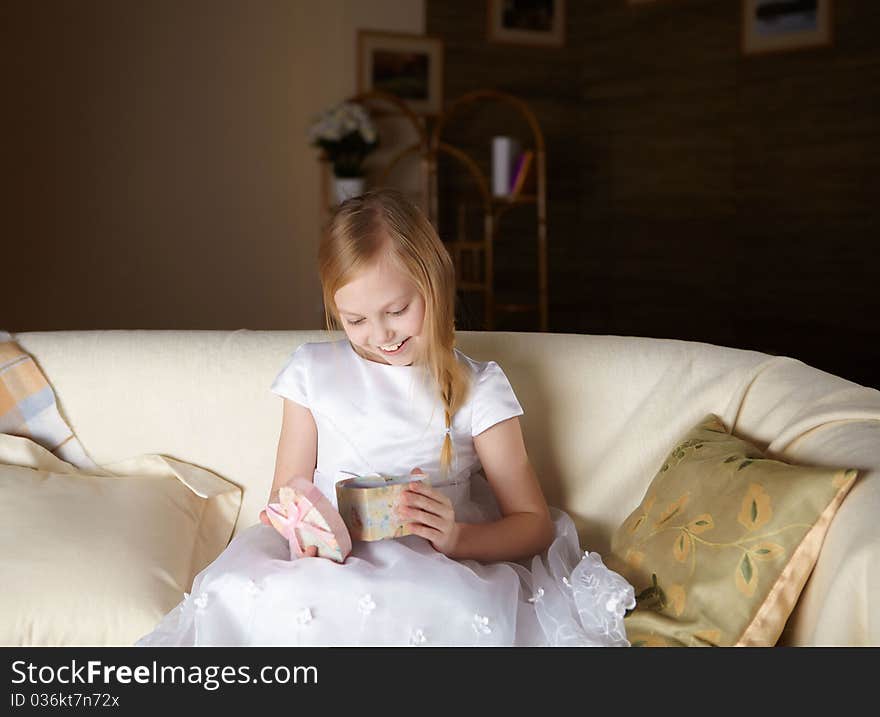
0;330;97;470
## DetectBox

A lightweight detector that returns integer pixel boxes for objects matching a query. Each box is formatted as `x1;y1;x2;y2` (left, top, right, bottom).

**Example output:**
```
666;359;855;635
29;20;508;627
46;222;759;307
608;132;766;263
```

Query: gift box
266;478;352;562
336;473;431;542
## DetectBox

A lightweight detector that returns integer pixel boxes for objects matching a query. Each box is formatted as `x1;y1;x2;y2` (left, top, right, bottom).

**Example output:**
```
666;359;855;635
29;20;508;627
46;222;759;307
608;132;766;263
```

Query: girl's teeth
380;339;405;351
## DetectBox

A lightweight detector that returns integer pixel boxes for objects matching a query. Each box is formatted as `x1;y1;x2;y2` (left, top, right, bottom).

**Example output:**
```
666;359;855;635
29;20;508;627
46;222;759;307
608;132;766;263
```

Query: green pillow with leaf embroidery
609;414;858;647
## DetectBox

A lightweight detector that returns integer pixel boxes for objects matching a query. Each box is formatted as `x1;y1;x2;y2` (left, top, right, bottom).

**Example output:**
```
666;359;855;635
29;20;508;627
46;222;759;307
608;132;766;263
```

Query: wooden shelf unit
427;90;548;331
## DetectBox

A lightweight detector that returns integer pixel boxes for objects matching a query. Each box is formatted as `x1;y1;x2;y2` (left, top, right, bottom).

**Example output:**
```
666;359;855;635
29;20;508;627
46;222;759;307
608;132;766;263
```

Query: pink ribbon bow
266;494;337;558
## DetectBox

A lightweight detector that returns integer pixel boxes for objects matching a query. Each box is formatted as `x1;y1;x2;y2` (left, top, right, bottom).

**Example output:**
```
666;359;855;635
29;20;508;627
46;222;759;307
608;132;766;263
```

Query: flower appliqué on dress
295;608;313;626
472;614;492;635
194;593;209;610
245;580;261;597
409;628;428;646
358;594;376;616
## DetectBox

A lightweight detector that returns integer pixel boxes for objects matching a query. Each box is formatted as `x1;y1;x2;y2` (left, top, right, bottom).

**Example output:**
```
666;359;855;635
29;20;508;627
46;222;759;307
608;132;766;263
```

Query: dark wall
427;0;880;389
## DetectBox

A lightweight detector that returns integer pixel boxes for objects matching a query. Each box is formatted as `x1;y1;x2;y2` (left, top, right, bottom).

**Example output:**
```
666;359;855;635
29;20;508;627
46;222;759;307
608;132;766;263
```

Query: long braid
439;368;454;480
432;345;470;481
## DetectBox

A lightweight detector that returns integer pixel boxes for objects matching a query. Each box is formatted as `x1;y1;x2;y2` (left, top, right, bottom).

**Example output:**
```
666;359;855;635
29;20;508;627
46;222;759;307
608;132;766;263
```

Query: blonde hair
318;189;471;479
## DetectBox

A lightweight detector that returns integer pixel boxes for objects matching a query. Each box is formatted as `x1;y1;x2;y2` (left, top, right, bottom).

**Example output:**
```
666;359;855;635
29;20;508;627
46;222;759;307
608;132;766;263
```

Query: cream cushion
0;434;241;646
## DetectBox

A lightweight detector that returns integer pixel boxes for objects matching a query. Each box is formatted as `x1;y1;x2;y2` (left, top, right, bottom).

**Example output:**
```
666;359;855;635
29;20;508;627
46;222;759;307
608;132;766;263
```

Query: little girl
136;189;634;647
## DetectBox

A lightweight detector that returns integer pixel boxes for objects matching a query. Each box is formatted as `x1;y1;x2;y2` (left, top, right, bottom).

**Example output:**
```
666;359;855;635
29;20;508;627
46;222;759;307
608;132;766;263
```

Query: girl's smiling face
333;258;426;366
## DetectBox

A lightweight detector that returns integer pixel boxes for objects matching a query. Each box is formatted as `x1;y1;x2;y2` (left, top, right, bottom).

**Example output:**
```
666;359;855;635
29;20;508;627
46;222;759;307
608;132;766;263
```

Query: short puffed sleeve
269;343;310;408
470;360;524;437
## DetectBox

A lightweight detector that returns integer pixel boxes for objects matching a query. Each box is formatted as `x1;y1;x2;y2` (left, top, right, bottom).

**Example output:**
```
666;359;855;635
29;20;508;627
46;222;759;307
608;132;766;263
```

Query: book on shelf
508;150;534;199
492;136;521;198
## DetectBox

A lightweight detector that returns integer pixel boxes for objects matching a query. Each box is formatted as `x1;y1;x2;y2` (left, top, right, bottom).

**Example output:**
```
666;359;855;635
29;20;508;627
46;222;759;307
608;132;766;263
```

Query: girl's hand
397;468;460;556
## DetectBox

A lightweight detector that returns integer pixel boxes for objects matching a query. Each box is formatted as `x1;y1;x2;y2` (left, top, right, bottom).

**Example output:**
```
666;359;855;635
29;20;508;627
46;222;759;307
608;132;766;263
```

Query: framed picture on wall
357;31;444;116
742;0;833;55
487;0;566;47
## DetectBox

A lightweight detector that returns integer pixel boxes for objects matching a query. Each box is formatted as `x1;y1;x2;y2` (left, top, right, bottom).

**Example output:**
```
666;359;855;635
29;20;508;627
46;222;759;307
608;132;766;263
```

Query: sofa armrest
775;420;880;646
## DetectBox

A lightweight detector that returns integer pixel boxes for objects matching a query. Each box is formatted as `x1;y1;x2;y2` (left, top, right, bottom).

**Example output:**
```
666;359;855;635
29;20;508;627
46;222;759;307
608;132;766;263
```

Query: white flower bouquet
308;101;379;178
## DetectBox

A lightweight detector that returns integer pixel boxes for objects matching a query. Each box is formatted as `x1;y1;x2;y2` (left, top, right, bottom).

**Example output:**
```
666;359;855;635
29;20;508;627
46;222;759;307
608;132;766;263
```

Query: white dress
135;340;635;647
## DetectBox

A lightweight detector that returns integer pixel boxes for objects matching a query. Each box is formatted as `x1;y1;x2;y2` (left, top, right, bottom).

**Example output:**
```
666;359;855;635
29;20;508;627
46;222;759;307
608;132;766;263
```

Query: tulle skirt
135;507;635;647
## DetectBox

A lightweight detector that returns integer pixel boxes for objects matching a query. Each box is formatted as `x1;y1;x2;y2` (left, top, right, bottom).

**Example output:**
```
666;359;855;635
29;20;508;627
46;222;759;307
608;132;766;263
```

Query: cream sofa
14;329;880;646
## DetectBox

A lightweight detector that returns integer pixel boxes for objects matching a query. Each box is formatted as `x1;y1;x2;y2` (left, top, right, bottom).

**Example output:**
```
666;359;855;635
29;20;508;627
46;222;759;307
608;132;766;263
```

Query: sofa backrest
15;329;880;556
